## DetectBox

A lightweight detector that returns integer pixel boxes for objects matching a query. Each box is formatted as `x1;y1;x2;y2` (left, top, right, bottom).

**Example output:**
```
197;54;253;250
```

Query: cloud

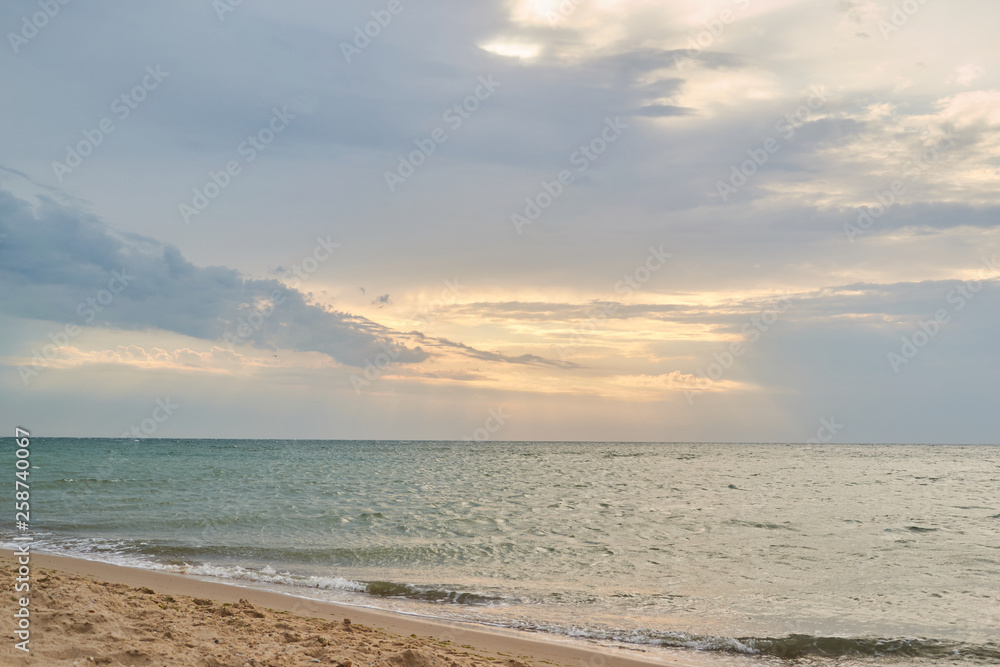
9;344;266;373
3;0;1000;441
408;333;583;369
950;63;985;87
0;188;577;373
741;91;1000;210
0;189;426;367
612;371;745;395
631;104;692;118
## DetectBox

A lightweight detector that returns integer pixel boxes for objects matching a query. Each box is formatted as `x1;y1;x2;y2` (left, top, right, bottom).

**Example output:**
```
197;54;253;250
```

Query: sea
4;439;999;664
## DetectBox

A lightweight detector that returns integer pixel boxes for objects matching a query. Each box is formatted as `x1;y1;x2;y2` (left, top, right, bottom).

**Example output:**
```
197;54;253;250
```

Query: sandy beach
0;553;702;667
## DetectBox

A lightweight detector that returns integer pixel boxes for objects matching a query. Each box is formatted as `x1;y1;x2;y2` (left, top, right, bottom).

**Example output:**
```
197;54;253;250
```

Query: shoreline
0;552;711;666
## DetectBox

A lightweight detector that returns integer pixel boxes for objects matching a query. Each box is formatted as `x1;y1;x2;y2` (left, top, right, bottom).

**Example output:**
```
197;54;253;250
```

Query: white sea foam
155;561;366;593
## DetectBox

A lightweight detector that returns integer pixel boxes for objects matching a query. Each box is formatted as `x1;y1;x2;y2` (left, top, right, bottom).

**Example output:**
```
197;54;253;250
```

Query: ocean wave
154;562;366;594
7;535;999;663
155;564;508;606
732;634;1000;661
159;560;510;606
528;624;1000;662
1;535;511;608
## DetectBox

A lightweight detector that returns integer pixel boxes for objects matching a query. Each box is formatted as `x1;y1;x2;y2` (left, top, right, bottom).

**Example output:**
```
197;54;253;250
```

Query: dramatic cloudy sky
2;0;998;442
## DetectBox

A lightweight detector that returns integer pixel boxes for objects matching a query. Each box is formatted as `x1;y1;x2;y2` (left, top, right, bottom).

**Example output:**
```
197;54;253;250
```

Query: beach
1;553;705;667
5;440;998;665
5;0;998;662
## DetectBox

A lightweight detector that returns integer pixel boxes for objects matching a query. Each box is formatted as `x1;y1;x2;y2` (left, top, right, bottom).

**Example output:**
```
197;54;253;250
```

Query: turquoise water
5;439;1000;663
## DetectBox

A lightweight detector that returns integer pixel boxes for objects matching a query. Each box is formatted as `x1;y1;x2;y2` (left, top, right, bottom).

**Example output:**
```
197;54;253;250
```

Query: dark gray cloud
408;333;582;370
0;189;426;366
0;188;578;371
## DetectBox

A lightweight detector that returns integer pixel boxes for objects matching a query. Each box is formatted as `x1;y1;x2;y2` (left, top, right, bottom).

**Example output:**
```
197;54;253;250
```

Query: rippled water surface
7;440;999;663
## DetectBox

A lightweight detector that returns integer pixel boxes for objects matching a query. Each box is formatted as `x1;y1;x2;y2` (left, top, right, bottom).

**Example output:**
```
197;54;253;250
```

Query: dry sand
0;553;702;667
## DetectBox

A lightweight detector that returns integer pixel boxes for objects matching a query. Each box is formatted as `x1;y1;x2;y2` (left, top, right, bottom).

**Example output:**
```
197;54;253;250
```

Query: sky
1;0;998;443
